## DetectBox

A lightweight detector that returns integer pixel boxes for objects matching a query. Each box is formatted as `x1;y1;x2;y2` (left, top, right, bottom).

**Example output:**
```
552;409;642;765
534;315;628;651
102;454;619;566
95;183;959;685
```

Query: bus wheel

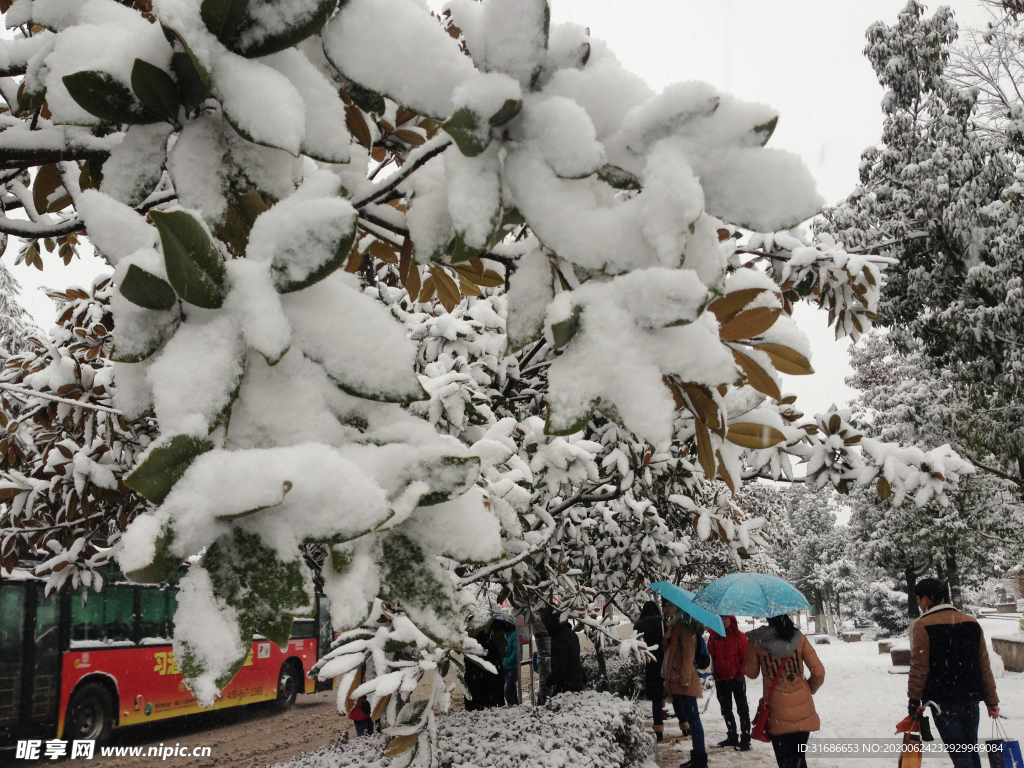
275;662;300;711
66;683;115;745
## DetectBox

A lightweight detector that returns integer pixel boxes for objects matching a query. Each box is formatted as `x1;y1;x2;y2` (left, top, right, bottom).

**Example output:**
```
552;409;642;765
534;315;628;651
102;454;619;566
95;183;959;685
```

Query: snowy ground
648;616;1024;768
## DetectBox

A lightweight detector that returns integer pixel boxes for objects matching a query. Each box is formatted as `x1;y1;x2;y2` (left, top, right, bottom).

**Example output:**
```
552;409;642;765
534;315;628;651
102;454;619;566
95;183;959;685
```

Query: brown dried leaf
751;342;814;376
731;348;781;401
718;307;781;341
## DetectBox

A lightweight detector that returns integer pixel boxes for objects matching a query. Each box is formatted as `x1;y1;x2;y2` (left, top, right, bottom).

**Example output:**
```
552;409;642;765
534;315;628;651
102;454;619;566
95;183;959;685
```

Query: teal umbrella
692;573;810;618
649;581;726;635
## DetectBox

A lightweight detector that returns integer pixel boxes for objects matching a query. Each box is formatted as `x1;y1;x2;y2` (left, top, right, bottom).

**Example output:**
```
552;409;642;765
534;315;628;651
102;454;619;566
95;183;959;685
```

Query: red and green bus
0;569;333;747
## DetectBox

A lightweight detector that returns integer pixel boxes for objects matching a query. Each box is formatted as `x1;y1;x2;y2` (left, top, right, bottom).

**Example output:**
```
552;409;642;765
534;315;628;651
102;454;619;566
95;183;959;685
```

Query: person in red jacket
707;615;751;750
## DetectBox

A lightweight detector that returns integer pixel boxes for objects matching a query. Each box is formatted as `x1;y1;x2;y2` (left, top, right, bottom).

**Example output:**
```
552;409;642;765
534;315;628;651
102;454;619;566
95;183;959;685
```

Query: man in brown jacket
908;579;999;768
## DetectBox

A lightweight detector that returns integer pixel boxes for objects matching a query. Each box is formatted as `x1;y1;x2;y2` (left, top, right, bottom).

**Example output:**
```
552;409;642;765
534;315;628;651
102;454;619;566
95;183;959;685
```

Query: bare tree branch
353;136;452;209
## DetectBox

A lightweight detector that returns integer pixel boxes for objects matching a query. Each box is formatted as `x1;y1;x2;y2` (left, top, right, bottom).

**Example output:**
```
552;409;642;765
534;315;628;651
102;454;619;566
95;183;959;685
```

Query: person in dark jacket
708;615;751;750
542;608;586;698
502;626;519;706
635;600;669;741
465;625;507;710
908;579;999;768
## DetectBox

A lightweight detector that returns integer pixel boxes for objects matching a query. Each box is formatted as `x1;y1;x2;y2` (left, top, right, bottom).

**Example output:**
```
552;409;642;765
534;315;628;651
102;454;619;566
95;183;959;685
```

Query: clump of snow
100;123;174;207
323;0;476;118
76;190;157;265
519;95;605;179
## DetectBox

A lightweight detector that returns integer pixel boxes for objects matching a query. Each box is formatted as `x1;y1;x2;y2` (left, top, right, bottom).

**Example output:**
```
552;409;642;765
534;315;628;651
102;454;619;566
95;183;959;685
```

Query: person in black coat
465;624;507;710
635;600;668;741
542;608;586;700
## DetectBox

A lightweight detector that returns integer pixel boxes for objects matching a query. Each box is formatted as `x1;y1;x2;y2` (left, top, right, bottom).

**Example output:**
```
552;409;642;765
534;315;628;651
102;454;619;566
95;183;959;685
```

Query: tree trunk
945;546;961;608
594;634;609;693
532;618;552;704
906;560;920;620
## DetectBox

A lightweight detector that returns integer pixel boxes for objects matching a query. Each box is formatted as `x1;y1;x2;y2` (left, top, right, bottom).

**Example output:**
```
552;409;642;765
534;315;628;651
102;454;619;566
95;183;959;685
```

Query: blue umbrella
691;573;810;618
649;582;726;635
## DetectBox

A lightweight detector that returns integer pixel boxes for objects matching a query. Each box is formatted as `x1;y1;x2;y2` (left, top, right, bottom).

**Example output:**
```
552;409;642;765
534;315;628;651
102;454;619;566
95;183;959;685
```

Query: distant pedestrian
542;608;586;699
662;605;707;768
347;696;374;737
635;600;669;741
908;578;999;768
746;614;825;768
465;624;506;710
503;625;519;706
709;615;751;750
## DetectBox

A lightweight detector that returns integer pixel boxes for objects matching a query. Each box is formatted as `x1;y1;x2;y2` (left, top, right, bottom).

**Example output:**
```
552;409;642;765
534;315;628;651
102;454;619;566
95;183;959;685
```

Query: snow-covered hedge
273;692;650;768
581;649;645;700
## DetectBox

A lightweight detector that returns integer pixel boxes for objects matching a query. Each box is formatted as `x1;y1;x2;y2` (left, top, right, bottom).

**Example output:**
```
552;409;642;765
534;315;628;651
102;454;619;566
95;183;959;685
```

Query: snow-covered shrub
270;691;650;768
580;649;644;700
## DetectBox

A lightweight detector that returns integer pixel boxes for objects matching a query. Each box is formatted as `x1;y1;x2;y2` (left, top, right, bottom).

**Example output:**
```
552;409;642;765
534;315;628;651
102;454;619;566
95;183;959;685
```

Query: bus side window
139;589;172;642
70;586;135;644
70;591;103;643
102;587;134;643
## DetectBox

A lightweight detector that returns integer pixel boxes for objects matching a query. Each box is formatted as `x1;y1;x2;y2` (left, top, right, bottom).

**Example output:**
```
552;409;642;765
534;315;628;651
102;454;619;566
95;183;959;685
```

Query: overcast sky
6;0;995;418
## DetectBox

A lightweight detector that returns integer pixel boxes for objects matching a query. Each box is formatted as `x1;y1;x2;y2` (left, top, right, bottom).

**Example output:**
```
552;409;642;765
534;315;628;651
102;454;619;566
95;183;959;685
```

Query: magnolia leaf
683;384;722;435
345;104;372;149
380;532;463;645
449;230;483;265
216;481;293;520
731;348;782;401
274;217;358;294
200;0;249;41
392;128;425;146
550;305;581;349
125;434;213;504
715;449;736;494
751;115;779;146
131;59;179;122
343;666;364;712
718;307;781;341
63;71;155;124
488;98;522;126
151;210;227;309
384;734;419;759
726;422;787;450
596;164;642;191
124;528;181;583
212;0;339;58
120;264;177;311
443;107;489;157
877;476;891;501
708;288;769;323
693;418;716;479
752;342;814;376
32;164;63;215
431;266;460;313
348;82;385;114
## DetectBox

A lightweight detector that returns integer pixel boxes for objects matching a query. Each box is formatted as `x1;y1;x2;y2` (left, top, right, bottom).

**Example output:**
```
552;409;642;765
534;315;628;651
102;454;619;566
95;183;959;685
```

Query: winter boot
735;734;751;751
679;751;709;768
717;733;739;748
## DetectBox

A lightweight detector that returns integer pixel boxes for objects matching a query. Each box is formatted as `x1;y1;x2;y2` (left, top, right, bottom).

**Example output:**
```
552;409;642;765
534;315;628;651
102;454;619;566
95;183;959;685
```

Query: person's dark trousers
504;669;519;706
930;700;983;768
715;678;750;738
672;694;705;754
769;731;810;768
354;719;373;737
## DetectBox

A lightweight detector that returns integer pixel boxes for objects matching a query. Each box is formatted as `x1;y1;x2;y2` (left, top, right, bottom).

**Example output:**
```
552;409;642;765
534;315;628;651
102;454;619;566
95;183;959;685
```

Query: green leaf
200;0;250;42
550;305;581;349
597;164;642;191
169;33;211;111
751;115;778;146
125;434;213;504
120;264;177;311
443;107;490;157
418;456;480;506
273;216;358;294
124;527;181;584
488;98;522;127
449;230;483;265
151;210;227;309
381;532;463;645
204;529;312;648
131;59;180;122
62;71;156;125
203;0;338;58
348;82;385;115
